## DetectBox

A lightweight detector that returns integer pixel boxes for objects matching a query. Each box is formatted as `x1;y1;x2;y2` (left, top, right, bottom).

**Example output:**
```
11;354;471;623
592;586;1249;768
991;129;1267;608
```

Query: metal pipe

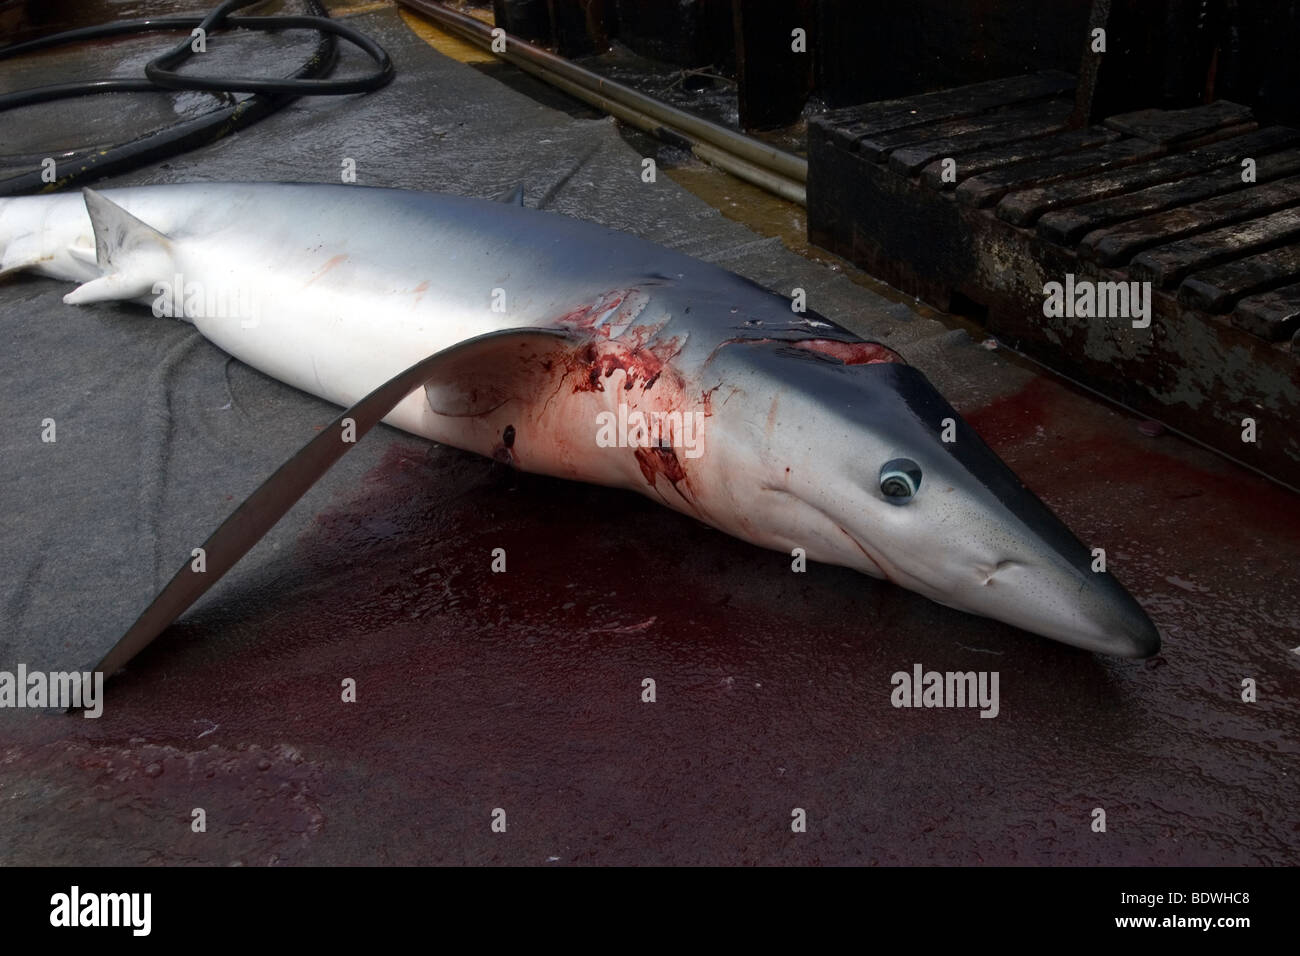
474;43;806;205
396;0;808;202
690;140;806;205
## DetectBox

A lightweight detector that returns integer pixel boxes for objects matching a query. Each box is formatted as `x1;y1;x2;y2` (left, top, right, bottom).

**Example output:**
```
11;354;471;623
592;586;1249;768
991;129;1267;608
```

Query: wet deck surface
1;2;1297;865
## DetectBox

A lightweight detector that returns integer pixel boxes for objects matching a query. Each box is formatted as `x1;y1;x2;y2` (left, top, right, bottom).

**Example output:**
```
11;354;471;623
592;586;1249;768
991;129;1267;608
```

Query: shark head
699;337;1160;658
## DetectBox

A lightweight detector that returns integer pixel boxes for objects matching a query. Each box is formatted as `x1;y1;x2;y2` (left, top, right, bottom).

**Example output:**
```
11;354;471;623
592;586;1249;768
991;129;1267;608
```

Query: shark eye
879;458;922;503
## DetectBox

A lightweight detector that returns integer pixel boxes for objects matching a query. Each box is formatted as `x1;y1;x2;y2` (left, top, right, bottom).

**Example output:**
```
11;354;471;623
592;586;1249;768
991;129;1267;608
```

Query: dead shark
0;182;1161;680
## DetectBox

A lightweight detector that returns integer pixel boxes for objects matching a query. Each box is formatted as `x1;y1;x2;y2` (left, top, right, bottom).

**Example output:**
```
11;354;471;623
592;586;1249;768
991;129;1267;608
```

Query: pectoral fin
85;326;578;688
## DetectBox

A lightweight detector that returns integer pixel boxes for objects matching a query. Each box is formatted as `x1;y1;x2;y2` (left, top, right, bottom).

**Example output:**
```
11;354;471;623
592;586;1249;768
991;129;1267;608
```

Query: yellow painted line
398;5;496;64
327;0;395;16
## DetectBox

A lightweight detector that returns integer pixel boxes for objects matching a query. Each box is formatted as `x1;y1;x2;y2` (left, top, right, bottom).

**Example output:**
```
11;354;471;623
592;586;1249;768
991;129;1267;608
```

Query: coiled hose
0;0;394;196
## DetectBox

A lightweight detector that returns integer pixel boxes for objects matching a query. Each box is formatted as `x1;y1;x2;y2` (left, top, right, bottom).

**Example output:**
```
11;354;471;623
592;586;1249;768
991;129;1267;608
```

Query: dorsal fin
496;183;526;206
63;188;174;305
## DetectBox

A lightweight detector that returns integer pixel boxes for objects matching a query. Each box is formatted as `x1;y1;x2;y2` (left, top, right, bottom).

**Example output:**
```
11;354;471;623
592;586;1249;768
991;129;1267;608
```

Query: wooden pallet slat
858;98;1073;164
1001;126;1300;228
882;100;1074;174
856;113;1008;163
957;137;1163;208
1131;205;1300;287
1104;100;1254;144
1083;174;1300;266
1231;283;1300;341
818;71;1076;152
1179;245;1300;312
919;126;1121;190
1037;130;1300;243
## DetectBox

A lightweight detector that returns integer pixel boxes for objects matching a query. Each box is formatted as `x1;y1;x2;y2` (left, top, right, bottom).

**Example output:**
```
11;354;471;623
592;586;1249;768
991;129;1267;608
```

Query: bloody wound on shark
0;182;1160;685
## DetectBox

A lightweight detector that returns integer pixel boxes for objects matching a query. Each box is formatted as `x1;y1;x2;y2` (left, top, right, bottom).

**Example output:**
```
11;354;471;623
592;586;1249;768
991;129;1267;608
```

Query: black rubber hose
0;0;394;196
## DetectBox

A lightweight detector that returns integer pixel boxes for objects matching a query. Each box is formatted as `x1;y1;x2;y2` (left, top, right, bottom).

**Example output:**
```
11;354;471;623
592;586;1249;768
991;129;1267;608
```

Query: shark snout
917;550;1161;658
968;539;1161;659
1074;569;1162;659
